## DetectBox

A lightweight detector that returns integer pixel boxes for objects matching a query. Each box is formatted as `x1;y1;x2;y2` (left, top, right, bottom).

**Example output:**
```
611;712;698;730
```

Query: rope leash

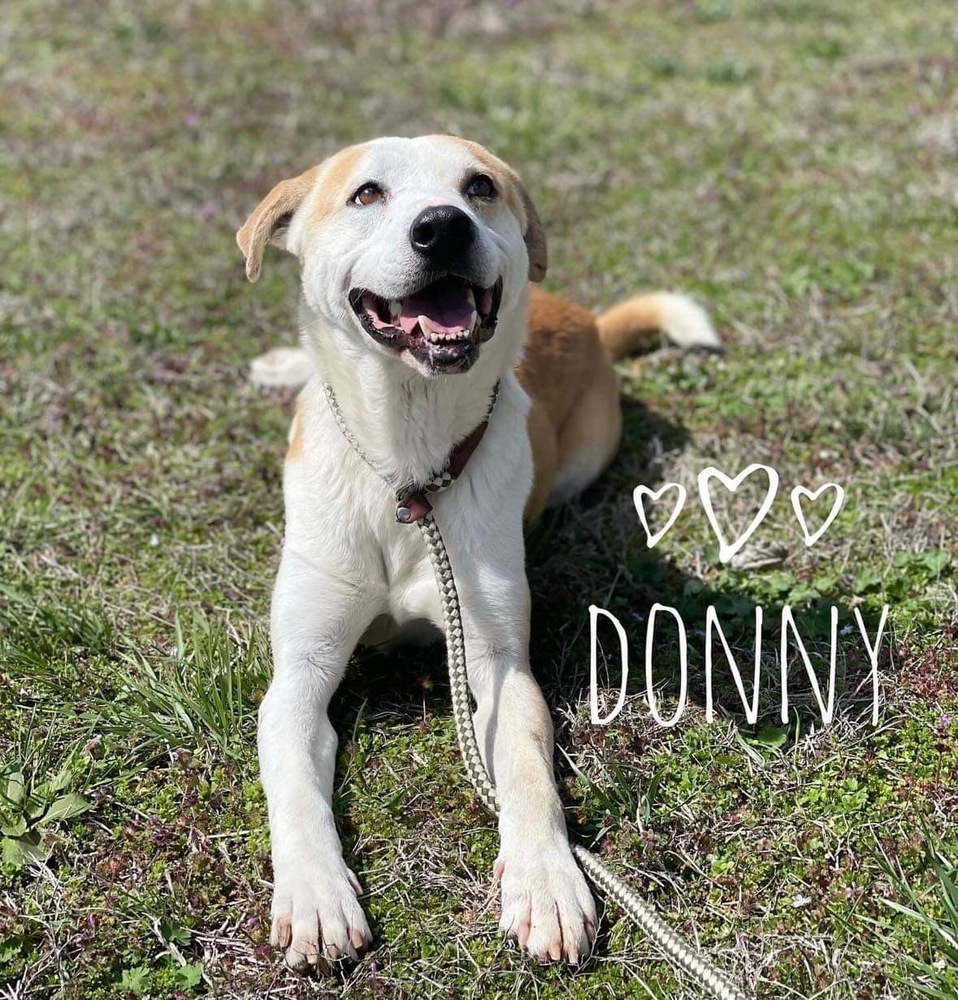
419;513;748;1000
323;382;749;1000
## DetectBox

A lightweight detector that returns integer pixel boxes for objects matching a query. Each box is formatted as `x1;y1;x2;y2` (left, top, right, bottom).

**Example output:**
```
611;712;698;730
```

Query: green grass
1;0;957;997
880;823;958;998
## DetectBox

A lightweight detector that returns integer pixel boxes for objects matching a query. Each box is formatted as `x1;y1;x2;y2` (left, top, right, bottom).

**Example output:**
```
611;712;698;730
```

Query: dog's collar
322;380;500;525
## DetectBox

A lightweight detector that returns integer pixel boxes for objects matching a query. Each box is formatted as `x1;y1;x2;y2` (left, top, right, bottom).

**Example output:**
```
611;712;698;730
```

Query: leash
322;380;749;1000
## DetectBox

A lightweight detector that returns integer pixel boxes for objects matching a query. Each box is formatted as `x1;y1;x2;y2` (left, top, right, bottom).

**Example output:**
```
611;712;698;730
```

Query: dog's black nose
409;205;475;260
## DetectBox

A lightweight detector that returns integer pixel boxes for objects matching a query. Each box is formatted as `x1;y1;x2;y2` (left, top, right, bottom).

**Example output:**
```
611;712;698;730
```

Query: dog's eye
465;174;497;200
351;183;385;207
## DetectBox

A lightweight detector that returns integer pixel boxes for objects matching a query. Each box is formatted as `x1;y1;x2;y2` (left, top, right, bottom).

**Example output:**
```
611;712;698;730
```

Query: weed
880;825;958;999
102;616;270;762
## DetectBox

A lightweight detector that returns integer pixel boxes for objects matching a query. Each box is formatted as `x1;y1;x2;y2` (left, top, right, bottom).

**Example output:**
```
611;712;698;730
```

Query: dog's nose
409;205;475;260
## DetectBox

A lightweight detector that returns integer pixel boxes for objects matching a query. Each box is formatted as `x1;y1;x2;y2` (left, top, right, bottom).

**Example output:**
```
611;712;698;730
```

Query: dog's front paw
495;841;597;964
270;861;372;973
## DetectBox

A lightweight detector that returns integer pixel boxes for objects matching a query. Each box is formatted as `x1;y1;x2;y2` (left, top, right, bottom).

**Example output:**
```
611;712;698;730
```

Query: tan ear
236;167;318;282
516;181;547;283
494;158;547;282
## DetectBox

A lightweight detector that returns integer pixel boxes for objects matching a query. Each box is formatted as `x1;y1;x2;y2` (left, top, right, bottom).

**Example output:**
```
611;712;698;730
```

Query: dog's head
237;135;546;376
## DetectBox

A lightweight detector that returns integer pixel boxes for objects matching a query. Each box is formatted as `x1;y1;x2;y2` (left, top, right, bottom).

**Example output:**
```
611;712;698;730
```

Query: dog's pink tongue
398;284;474;336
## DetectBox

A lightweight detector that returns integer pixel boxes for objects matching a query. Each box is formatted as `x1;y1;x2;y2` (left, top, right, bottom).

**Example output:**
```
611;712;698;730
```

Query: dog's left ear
516;182;548;283
236;167;317;282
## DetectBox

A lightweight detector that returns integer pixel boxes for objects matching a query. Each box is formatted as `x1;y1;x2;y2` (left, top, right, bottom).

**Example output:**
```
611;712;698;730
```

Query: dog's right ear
236;167;318;283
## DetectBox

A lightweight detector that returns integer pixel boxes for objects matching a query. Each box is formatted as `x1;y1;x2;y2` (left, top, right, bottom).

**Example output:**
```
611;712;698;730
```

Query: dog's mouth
349;276;503;374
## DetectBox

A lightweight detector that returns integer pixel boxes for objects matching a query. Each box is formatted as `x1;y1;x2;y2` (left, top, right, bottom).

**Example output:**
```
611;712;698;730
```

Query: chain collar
322;380;500;524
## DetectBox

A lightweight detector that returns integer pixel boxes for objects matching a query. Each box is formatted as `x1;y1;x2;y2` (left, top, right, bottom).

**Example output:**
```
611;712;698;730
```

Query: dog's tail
595;292;722;362
249;346;314;388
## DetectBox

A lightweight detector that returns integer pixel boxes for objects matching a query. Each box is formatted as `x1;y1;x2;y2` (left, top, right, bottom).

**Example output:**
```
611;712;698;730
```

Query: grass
880;823;958;998
1;0;957;997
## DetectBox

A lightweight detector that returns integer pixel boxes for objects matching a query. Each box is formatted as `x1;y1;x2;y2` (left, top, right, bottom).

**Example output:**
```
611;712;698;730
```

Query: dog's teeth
389;299;401;320
464;287;476;308
470;310;478;331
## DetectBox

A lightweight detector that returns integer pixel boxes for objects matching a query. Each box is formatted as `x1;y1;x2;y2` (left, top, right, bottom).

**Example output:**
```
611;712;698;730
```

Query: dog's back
519;286;720;514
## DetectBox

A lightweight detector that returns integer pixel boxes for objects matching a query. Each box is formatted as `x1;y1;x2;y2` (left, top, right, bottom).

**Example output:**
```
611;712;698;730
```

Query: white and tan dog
237;134;720;973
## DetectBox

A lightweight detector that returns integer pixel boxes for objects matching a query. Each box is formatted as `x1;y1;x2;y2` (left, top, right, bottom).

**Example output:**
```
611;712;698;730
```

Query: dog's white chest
379;525;443;631
280;371;532;652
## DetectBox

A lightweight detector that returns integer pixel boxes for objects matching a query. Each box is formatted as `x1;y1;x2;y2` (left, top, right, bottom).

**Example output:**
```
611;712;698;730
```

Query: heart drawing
633;483;687;548
790;483;845;547
697;464;780;564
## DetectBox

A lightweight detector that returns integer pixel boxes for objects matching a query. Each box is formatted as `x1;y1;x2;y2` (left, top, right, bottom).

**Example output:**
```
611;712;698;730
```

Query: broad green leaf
921;549;950;575
853;567;882;592
5;772;25;806
38;793;91;826
753;724;788;749
0;818;28;838
49;766;75;794
119;965;151;995
26;795;48;820
175;962;204;988
2;837;26;867
3;831;51;867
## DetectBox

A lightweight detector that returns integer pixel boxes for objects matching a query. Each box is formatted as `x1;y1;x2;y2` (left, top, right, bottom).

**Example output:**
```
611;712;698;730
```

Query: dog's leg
482;651;597;964
259;550;379;972
440;502;597;964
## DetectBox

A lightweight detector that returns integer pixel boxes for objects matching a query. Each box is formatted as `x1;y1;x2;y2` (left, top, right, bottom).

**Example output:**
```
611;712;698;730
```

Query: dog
236;134;720;973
